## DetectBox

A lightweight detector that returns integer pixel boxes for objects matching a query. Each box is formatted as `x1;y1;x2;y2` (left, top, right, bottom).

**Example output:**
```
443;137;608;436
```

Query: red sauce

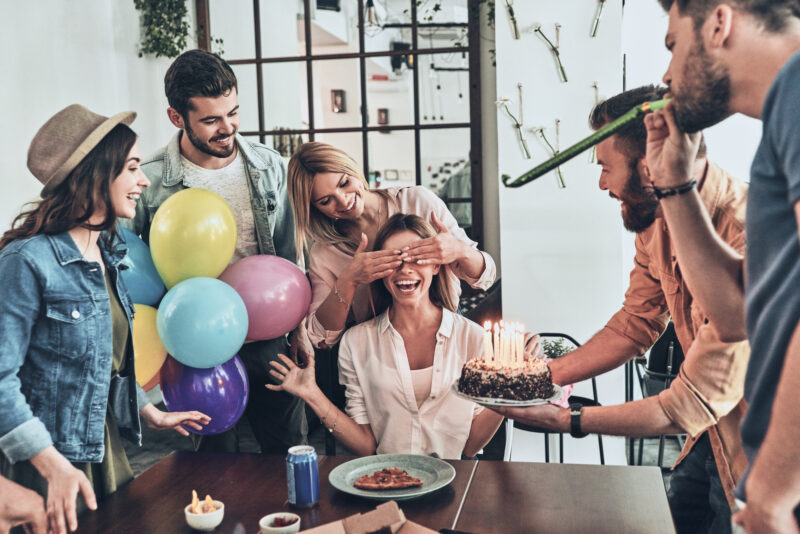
271;516;299;527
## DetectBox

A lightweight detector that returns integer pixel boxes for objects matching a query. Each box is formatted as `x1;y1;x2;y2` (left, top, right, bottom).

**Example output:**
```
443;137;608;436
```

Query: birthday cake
457;356;555;401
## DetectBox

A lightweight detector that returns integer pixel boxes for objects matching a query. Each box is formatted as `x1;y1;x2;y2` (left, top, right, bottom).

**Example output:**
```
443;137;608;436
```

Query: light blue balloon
157;277;249;368
118;227;166;306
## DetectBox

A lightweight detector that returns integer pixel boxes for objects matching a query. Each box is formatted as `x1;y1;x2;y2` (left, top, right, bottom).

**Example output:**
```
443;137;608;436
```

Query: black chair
634;321;686;468
503;333;605;464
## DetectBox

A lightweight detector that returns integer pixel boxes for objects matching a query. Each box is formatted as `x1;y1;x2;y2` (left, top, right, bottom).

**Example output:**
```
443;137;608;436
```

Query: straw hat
27;104;136;195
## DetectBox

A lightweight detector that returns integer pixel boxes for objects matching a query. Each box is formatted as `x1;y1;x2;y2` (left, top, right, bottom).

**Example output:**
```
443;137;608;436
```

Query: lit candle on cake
483;321;492;362
493;323;500;367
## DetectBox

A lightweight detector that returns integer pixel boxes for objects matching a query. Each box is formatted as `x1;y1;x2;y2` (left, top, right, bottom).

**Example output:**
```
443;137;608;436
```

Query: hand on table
0;475;46;534
643;100;703;190
402;213;469;266
266;353;319;400
139;403;211;437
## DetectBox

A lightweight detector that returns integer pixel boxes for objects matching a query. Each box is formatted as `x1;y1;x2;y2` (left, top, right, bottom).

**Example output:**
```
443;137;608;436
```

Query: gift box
300;501;437;534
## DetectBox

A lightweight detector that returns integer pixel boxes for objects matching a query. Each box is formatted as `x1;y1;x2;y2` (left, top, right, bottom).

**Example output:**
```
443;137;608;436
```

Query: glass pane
419;52;470;124
209;0;256;60
364;0;412;54
368;130;415;189
309;0;359;55
311;59;363;129
366;58;414;128
263;61;309;131
416;0;469;50
260;0;306;58
262;133;309;158
230;64;260;134
420;128;471;229
313;132;364;170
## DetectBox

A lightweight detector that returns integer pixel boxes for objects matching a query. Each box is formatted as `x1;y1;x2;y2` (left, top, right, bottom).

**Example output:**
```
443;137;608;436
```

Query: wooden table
76;452;475;533
76;452;674;534
455;461;675;534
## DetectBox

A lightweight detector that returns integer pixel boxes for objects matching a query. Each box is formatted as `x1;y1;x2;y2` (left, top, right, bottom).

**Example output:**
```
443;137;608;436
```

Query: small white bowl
259;512;301;533
185;500;224;531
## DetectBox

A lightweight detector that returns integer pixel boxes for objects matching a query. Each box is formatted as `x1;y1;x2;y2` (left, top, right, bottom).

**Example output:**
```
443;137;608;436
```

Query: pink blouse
307;186;497;347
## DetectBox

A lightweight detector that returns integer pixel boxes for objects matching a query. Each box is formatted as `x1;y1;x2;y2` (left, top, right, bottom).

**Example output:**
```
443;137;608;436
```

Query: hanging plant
134;0;190;58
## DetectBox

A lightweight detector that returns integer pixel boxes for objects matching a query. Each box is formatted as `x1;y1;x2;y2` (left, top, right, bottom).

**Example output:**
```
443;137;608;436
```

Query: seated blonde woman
267;214;504;459
287;142;496;349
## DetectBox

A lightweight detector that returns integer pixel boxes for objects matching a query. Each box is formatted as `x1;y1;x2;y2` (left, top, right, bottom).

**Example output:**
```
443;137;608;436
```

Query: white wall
0;1;189;230
496;0;626;346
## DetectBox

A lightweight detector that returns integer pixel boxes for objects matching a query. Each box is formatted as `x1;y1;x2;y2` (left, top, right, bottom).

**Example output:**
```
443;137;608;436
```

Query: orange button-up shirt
604;161;750;508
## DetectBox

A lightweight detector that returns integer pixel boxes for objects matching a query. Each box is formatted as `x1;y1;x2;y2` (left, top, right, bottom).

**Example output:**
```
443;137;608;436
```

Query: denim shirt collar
46;231;128;269
161;131;274;187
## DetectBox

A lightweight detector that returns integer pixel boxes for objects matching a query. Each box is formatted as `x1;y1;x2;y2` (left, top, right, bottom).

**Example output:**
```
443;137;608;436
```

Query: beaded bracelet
321;402;339;433
327;411;339;434
652;180;697;199
333;281;349;307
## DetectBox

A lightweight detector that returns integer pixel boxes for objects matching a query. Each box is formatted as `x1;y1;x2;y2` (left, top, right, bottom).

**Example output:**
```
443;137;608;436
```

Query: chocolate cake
457;356;555;400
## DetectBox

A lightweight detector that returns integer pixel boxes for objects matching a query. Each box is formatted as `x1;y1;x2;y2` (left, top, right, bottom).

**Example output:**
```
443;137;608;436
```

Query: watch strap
569;402;588;438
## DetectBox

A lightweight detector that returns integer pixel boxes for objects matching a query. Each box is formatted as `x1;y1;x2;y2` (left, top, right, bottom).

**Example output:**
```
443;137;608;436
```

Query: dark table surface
76;452;674;534
455;461;675;534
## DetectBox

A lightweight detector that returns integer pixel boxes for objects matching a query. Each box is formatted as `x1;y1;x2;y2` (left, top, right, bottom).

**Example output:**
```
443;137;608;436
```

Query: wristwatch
569;402;588;438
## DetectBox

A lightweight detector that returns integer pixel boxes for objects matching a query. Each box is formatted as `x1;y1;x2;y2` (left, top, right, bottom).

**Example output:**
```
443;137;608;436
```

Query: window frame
197;0;483;245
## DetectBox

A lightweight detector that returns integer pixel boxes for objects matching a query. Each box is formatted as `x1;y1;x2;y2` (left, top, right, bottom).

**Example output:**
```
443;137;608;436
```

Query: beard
671;40;732;133
184;120;236;158
620;165;659;233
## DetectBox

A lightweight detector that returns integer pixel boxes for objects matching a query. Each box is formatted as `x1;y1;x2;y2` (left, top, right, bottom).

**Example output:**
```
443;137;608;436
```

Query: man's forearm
582;396;683;437
659;190;746;341
549;328;641;385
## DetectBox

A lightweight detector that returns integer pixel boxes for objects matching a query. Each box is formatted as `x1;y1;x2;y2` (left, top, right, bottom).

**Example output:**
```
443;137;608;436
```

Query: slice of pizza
353;467;424;490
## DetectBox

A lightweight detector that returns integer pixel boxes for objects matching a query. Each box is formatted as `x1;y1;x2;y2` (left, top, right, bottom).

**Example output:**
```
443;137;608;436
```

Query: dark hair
589;84;706;162
0;124;137;250
164;49;238;118
369;213;456;316
658;0;800;32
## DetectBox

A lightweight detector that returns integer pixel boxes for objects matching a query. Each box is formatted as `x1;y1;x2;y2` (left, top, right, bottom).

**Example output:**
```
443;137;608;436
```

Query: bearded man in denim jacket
125;50;313;454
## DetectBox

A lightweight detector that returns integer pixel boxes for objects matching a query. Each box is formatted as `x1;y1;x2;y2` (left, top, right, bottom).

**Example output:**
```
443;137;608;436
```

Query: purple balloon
219;255;311;341
160;354;249;435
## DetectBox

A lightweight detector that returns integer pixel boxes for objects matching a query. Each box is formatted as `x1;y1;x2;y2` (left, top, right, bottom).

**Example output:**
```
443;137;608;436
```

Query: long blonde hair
369;213;456;316
287;141;390;259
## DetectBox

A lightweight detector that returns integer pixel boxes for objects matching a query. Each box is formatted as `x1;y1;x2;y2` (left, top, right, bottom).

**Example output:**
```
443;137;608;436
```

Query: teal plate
328;454;456;501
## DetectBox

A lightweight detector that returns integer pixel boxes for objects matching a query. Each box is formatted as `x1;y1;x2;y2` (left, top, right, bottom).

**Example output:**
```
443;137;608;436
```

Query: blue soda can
286;445;319;507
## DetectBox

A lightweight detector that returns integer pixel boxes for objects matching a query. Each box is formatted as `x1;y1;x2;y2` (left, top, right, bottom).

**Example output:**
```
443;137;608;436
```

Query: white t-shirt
180;151;258;262
338;308;483;459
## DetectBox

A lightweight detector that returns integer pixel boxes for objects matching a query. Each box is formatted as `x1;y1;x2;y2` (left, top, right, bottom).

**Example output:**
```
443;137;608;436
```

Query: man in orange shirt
497;85;749;533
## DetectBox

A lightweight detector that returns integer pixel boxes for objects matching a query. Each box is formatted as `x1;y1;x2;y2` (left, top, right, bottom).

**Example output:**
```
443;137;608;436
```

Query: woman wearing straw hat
287;142;496;349
0;105;210;534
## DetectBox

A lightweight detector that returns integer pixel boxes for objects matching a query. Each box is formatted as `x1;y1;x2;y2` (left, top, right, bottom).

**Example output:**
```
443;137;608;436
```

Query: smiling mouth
127;193;141;202
394;280;421;294
339;196;356;214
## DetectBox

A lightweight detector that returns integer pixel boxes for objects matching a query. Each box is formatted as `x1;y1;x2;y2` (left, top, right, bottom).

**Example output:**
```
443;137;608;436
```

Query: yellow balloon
133;304;168;390
149;188;237;288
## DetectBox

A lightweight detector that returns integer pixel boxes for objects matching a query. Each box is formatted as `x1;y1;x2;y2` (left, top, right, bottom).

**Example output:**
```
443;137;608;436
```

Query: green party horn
501;98;671;188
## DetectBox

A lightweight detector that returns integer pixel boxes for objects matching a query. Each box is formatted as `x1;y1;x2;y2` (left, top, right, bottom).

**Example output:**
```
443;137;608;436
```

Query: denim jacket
124;132;297;264
0;232;147;464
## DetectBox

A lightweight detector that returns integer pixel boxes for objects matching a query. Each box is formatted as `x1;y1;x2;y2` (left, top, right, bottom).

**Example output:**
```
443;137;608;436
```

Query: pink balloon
219;255;311;341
